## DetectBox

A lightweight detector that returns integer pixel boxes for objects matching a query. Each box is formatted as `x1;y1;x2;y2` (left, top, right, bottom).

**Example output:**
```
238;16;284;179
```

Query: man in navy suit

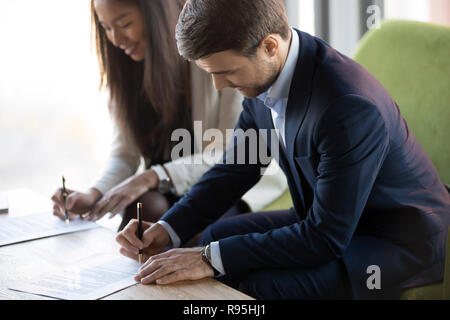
115;0;450;299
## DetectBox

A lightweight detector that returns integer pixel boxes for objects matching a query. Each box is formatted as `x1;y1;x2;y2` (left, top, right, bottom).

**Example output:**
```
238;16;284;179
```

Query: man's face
195;48;279;98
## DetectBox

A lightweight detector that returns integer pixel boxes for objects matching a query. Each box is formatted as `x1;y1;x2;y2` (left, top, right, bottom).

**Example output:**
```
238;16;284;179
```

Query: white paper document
9;254;140;300
0;213;99;246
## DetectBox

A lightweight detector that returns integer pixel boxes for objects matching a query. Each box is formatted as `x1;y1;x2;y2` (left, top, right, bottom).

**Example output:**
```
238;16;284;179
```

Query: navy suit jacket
162;29;450;298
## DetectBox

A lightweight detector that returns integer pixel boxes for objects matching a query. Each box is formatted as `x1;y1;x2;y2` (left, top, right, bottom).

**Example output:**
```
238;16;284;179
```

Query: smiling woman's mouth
125;45;136;55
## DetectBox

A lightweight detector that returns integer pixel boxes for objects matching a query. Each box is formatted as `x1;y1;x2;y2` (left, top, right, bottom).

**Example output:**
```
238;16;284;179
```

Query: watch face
158;177;172;194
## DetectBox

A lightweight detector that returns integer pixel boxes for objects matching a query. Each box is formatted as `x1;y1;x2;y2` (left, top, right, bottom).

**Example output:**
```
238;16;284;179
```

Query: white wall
288;0;362;57
285;0;316;35
329;0;361;57
0;1;111;197
385;0;430;22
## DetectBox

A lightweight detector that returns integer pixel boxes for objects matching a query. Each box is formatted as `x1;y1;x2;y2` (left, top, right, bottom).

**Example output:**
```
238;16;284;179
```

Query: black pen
62;176;69;224
137;202;143;264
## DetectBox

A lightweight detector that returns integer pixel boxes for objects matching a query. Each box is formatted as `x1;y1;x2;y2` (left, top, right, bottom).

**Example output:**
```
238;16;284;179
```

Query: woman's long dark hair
91;0;191;164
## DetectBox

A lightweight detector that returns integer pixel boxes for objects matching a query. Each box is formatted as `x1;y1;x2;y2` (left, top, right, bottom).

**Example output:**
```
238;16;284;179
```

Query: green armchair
264;19;450;299
353;19;450;300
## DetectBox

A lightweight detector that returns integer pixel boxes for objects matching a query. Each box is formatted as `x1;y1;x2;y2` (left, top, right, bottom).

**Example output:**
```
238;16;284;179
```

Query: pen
137;202;143;264
62;176;69;224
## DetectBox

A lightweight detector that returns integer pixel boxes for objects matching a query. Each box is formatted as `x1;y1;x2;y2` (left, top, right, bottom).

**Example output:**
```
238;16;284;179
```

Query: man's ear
260;35;279;58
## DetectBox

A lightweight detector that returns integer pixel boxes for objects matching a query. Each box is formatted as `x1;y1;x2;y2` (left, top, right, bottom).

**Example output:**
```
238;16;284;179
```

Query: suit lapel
285;30;317;161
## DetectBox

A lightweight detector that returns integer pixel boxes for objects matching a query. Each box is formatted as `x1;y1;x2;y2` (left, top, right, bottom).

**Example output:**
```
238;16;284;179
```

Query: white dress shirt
158;28;300;276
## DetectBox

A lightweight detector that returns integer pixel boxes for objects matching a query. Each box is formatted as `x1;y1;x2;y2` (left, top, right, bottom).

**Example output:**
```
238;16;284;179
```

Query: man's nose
212;74;230;91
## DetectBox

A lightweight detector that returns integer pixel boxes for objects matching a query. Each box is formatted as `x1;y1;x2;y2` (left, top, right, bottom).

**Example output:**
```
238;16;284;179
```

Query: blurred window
0;1;111;198
385;0;450;26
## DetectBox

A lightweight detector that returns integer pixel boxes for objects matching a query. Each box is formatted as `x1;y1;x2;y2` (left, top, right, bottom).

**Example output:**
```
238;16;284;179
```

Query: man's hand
115;219;171;262
134;247;215;285
86;170;159;221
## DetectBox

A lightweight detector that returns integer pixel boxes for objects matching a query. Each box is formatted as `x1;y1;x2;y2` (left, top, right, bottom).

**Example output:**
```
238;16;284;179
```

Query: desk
0;212;253;300
0;227;253;300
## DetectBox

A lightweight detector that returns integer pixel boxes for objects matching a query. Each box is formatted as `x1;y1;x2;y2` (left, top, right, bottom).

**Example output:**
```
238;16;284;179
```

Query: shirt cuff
151;164;168;182
210;241;226;276
156;220;181;248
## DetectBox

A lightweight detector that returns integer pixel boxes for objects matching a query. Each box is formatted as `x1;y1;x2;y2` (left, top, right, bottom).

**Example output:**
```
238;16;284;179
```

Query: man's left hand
134;247;215;285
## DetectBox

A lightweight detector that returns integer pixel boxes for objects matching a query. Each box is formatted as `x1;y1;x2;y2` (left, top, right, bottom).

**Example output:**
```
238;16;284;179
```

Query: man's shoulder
242;97;265;112
292;28;388;105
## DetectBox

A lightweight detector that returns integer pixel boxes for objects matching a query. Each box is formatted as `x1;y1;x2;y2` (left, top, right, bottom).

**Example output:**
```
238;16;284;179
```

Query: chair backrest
353;20;450;185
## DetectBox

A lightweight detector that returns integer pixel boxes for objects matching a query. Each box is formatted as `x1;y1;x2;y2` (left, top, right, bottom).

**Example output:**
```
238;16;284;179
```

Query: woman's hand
85;170;159;221
51;188;102;221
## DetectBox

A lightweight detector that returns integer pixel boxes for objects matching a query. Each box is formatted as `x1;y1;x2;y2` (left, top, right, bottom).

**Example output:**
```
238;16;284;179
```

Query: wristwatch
152;165;173;194
201;244;220;277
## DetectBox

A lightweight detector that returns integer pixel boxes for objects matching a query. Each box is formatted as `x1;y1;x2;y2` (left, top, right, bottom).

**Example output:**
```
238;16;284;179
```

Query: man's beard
241;60;280;98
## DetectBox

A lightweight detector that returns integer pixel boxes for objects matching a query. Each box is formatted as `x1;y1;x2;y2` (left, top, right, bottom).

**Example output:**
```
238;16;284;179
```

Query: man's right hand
115;220;171;263
51;188;102;221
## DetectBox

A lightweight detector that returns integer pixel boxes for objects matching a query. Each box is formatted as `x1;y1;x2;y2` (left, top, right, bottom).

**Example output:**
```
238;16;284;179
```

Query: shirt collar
257;28;300;116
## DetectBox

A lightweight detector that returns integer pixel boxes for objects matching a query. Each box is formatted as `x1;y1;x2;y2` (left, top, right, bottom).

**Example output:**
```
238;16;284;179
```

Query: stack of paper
0;213;99;247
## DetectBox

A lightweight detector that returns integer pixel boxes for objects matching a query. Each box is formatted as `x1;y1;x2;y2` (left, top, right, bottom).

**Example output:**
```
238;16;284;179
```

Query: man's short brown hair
176;0;290;60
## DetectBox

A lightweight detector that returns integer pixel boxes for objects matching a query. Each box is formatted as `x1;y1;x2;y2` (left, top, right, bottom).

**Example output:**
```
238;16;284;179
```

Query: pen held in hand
62;176;69;224
137;202;143;264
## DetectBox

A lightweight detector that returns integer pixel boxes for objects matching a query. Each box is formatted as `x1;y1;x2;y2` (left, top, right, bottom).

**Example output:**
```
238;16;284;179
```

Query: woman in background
51;0;287;232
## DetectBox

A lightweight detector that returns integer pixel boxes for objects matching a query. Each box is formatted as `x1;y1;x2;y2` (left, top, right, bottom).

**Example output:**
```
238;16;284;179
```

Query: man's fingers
139;263;179;285
136;254;179;280
155;269;189;285
115;220;144;249
141;223;164;247
118;246;151;262
116;235;140;256
124;224;146;249
137;256;164;276
133;247;210;285
144;249;180;263
119;247;139;261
